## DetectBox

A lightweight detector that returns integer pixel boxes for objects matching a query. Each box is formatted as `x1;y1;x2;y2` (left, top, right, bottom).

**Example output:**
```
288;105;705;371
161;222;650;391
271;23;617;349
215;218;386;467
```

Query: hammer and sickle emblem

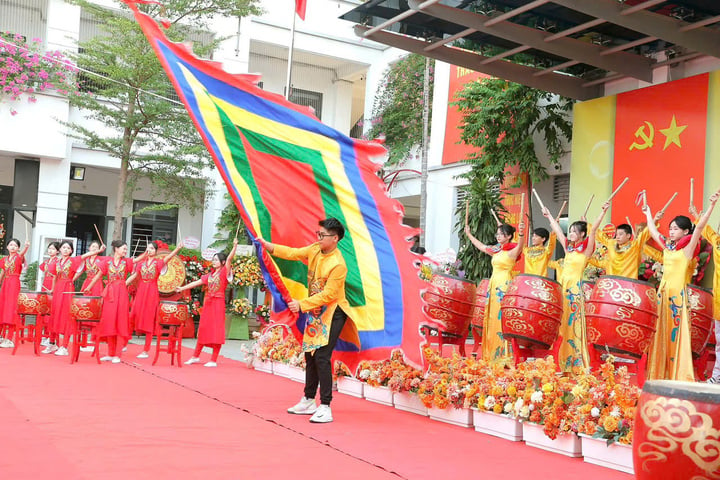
629;121;654;151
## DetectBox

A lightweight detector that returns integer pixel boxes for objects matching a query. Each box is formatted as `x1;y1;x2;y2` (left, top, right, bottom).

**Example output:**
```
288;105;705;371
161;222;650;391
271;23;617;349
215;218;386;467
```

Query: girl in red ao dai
127;240;183;359
36;241;60;347
0;238;30;348
176;238;238;367
44;241;104;356
84;240;147;364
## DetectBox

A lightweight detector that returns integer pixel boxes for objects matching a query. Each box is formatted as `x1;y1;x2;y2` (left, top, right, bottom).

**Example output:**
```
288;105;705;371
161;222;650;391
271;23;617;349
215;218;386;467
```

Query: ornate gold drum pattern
500;274;563;349
157;254;187;294
421;274;476;336
17;290;51;316
633;380;720;480
687;285;714;358
585;276;657;360
471;278;490;329
70;295;103;322
158;301;190;326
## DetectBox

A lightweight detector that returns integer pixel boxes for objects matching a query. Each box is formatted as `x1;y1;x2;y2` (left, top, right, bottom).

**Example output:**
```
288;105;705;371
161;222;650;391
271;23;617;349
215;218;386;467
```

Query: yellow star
659;115;687;150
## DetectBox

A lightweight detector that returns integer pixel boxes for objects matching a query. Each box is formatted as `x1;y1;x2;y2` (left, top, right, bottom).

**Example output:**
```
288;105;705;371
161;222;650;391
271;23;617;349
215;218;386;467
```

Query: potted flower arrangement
243;326;284;373
357;355;397;406
470;363;524;441
416;347;474;427
335;361;364;398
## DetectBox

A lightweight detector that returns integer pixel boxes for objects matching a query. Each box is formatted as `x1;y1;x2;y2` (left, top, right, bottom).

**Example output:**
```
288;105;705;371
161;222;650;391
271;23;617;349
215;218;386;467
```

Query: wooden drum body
634;380;720;479
18;290;51;316
422;274;476;337
585;276;657;359
70;295;103;322
500;274;563;349
470;278;490;331
687;285;714;358
158;301;190;326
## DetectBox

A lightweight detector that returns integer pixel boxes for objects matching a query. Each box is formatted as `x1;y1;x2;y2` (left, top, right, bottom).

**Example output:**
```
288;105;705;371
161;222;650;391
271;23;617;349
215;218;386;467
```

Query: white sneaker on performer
54;347;69;356
40;338;50;347
100;356;113;362
0;339;14;348
309;404;333;423
707;377;720;384
136;351;149;359
203;361;217;367
184;357;200;365
79;346;94;353
287;397;318;415
41;344;58;354
111;357;121;364
122;346;128;352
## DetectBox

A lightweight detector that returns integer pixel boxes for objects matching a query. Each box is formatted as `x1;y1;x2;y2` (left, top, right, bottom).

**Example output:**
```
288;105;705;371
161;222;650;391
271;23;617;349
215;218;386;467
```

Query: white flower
530;391;543;403
503;402;513;414
610;406;621;418
519;406;530;418
591;407;601;418
359;369;371;380
514;398;524;413
484;395;496;410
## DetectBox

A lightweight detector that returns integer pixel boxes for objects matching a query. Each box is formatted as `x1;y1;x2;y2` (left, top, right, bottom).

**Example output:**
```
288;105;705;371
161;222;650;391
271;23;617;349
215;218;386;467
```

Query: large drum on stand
585;276;658;359
156;248;193;338
70;295;103;321
18;290;51;316
633;380;720;479
687;285;714;358
500;274;563;349
421;274;476;356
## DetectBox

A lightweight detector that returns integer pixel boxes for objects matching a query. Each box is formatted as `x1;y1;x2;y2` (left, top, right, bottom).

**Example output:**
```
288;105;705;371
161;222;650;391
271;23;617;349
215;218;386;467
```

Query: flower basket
393;392;428;416
287;365;305;383
363;385;393;406
272;361;291;378
579;435;633;474
428;406;473;428
251;357;273;374
336;377;364;398
522;422;582;457
472;409;523;442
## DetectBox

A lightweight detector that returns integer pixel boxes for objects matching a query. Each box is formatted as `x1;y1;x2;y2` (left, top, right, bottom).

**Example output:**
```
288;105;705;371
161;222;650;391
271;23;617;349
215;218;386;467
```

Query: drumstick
658;192;678;216
532;188;546;211
234;219;242;239
93;224;104;246
464;200;470;228
519;192;525;226
555;200;567;222
625;216;632;226
583;194;594;218
490;208;501;226
25;220;29;244
62;291;86;295
690;178;694;208
132;237;141;257
606;177;629;202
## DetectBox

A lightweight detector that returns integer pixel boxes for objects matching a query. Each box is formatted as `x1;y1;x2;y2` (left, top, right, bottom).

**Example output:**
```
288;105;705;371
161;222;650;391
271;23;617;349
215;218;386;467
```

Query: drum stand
420;324;467;357
589;346;647;387
153;318;186;367
33;315;52;355
693;346;714;381
10;314;36;355
509;337;561;370
70;319;102;364
470;323;482;357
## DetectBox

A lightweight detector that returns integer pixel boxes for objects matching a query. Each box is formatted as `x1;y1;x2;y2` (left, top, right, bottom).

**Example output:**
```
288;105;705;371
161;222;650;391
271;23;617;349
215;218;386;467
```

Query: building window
287;87;323;120
131;200;178;249
553;174;570;203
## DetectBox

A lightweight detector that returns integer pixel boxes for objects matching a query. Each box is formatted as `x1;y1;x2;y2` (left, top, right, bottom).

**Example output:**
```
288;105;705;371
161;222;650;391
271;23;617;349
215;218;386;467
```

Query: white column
332;79;353;135
201;168;228;250
32;158;70;263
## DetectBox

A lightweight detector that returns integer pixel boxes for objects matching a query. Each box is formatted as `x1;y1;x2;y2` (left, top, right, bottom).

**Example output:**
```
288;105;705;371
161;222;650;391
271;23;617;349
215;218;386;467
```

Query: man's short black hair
319;218;345;240
616;224;633;236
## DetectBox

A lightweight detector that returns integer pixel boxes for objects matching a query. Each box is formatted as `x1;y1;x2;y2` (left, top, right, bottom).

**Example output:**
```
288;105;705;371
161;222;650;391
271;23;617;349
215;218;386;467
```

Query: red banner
612;74;709;226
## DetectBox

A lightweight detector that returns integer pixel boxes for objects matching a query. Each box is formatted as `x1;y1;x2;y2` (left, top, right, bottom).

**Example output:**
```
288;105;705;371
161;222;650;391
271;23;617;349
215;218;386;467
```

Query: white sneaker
287;397;318;415
40;338;50;347
137;351;149;359
100;356;113;362
707;376;720;384
122;346;128;352
54;347;69;356
184;357;200;365
79;346;94;353
0;339;14;348
309;404;333;423
111;357;121;364
41;344;58;354
203;361;217;367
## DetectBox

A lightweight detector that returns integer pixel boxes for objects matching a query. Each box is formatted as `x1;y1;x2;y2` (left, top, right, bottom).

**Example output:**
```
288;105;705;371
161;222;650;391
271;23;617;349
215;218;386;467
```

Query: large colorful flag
295;0;307;20
124;1;431;369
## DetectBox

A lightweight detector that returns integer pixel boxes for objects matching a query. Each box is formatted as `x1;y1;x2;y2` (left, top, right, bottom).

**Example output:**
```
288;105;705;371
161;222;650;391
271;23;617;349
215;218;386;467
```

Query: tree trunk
113;96;137;241
419;57;430;248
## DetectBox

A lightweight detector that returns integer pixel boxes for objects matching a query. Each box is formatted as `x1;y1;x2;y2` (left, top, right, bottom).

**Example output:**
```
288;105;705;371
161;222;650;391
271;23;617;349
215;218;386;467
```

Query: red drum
634;380;720;480
422;274;476;337
158;301;190;326
70;296;103;322
687;285;714;358
500;274;563;349
17;290;51;316
585;276;657;359
471;278;490;329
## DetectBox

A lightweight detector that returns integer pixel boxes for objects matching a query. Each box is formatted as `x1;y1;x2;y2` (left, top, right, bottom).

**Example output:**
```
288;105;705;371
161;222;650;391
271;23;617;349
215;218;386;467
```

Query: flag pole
284;4;297;100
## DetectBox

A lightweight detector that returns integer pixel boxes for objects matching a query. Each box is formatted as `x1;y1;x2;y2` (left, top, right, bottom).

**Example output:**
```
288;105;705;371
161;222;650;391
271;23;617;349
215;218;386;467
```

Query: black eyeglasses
316;231;337;239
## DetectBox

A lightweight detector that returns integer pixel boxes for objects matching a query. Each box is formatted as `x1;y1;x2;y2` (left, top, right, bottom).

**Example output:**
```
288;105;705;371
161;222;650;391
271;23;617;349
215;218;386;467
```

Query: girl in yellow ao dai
543;203;609;372
642;191;720;381
464;222;524;363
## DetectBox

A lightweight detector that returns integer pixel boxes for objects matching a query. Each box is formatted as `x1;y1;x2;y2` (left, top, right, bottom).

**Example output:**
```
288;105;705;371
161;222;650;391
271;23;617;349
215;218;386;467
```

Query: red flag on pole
295;0;306;20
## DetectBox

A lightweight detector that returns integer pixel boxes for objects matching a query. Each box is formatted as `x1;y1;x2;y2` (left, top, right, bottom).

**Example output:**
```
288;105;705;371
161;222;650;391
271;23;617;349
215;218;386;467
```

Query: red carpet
0;343;632;480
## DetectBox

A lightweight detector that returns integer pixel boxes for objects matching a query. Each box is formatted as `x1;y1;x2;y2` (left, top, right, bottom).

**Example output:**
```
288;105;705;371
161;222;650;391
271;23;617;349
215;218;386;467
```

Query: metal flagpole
285;3;297;100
